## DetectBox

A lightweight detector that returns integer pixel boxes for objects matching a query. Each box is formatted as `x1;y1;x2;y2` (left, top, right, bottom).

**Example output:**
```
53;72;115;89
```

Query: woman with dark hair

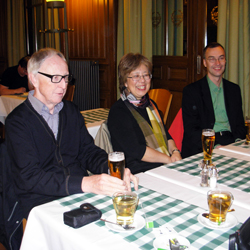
108;53;181;174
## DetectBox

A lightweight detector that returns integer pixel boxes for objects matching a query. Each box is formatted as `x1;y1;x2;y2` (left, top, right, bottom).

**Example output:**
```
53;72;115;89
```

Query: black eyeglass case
63;203;102;229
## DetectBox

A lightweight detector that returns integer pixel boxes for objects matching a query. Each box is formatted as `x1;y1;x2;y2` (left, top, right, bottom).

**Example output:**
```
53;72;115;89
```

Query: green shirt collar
207;75;223;91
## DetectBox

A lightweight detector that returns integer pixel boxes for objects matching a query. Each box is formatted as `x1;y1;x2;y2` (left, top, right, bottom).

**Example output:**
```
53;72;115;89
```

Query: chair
148;88;173;124
0;243;6;250
23;218;27;234
94;120;113;154
63;84;75;102
168;108;183;152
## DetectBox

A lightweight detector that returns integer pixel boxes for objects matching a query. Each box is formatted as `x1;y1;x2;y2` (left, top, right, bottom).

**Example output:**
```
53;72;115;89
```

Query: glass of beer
108;152;125;180
112;191;139;225
207;190;234;224
202;129;215;164
245;116;250;144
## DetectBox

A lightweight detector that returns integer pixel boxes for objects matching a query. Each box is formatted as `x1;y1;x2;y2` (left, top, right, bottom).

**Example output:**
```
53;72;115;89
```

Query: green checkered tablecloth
57;186;240;250
231;140;250;149
81;108;109;124
164;153;250;193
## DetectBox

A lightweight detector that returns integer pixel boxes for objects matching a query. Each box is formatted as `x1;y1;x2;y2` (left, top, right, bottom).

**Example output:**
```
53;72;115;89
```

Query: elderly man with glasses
5;48;138;220
181;42;245;158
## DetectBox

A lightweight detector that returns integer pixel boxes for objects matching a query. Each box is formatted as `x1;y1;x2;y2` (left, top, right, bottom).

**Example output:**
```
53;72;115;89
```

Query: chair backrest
168;108;183;152
148;88;173;124
63;84;75;102
94;120;113;154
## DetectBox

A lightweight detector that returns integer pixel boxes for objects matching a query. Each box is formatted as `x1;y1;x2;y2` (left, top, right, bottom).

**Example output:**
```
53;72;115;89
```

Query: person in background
5;48;138;220
181;42;245;158
108;53;182;174
0;55;33;95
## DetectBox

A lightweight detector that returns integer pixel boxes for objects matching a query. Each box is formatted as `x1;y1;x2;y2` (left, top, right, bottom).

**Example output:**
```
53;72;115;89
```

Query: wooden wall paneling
66;0;117;108
67;0;107;59
152;56;188;128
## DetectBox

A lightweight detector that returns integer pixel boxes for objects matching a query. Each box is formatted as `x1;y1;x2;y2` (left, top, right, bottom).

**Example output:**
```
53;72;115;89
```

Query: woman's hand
171;150;182;162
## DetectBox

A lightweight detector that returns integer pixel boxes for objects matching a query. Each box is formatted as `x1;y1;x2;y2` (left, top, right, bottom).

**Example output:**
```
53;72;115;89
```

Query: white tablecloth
19;148;250;249
86;120;104;139
218;141;250;158
143;168;250;224
20;170;250;250
80;108;109;139
0;94;27;124
21;197;137;250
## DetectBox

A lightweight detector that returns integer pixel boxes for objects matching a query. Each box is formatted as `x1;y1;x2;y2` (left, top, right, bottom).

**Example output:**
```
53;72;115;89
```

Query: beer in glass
207;190;234;224
112;191;138;225
108;152;125;180
202;129;215;164
245;116;250;144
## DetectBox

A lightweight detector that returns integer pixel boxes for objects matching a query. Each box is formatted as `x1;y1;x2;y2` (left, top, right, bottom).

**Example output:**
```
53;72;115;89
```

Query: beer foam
109;152;125;162
203;131;215;136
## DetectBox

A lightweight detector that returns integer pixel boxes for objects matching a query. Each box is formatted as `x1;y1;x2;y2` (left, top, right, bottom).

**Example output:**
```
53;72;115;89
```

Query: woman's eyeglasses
127;73;152;82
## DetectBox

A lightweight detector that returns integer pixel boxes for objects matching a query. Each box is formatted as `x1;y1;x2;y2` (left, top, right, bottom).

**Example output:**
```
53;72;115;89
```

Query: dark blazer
181;76;245;158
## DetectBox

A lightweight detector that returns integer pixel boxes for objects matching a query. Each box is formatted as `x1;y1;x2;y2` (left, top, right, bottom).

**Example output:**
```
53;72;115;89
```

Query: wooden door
152;0;217;128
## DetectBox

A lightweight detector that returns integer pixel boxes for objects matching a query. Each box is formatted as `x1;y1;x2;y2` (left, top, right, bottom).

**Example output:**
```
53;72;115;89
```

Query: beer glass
245;116;250;144
112;191;138;225
202;129;215;164
108;152;125;180
207;190;234;224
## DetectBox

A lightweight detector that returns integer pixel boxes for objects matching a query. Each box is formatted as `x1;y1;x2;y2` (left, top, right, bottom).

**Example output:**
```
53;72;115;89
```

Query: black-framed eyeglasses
38;72;73;83
127;73;152;82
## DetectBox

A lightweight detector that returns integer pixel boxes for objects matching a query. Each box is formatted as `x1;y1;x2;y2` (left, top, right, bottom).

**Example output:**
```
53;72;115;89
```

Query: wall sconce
211;6;218;26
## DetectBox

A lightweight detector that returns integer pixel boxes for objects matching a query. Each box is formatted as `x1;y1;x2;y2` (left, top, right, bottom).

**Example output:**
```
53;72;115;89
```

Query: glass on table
207;190;234;225
112;191;139;225
245;116;250;144
108;152;125;180
202;129;215;164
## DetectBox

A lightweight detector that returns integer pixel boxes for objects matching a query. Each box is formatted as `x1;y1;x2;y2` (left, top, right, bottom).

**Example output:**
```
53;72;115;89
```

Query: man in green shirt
181;42;245;158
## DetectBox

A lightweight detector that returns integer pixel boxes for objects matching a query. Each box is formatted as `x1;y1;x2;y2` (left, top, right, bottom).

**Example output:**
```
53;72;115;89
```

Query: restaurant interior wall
65;0;118;109
0;0;218;114
0;0;118;110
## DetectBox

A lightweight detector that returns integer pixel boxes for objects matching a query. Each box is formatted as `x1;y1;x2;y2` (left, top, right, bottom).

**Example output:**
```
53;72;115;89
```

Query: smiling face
30;55;68;113
203;46;226;83
125;64;151;100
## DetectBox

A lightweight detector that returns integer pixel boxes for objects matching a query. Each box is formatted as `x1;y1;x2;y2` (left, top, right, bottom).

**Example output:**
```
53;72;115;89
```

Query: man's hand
15;87;26;94
123;168;139;191
81;168;139;196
